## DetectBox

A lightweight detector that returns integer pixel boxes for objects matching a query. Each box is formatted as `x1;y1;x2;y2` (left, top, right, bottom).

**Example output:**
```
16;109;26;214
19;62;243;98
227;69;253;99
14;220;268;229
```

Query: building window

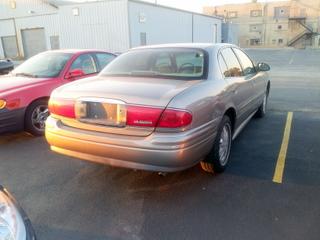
72;8;79;16
50;36;60;50
278;39;283;44
274;6;289;19
139;13;147;23
250;39;261;46
227;11;237;18
10;0;16;9
250;24;262;32
251;10;262;17
140;32;147;46
277;25;282;30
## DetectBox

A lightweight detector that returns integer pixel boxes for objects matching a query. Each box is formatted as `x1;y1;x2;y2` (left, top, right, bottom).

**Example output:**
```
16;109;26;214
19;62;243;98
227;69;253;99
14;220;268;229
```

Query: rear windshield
100;48;208;80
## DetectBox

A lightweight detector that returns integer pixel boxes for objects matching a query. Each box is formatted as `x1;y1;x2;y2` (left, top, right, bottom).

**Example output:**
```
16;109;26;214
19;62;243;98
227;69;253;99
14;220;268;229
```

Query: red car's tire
25;99;49;136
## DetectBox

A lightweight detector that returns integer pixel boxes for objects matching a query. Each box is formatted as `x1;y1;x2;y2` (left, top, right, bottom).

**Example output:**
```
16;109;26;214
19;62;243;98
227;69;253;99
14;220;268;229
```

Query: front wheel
25;99;49;136
200;116;232;174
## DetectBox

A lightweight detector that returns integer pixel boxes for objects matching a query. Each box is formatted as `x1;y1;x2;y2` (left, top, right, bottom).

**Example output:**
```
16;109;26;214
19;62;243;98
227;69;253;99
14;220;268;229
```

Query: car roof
44;49;114;55
131;43;237;51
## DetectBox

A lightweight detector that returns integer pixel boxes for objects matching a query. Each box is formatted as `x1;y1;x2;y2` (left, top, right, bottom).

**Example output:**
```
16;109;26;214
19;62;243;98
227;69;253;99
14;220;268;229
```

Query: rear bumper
46;116;217;172
0;108;25;134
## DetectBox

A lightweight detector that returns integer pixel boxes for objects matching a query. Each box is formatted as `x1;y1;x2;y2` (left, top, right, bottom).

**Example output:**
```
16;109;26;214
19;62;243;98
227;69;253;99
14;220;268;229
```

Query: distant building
0;0;222;59
204;0;320;48
222;23;239;45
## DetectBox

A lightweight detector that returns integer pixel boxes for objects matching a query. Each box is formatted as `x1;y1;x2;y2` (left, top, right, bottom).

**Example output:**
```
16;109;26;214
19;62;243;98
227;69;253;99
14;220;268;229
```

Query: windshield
12;52;72;78
100;48;207;80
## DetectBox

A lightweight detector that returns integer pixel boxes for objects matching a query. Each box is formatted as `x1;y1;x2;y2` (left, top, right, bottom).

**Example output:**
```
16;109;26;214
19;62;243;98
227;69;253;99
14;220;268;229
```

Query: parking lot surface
1;49;320;240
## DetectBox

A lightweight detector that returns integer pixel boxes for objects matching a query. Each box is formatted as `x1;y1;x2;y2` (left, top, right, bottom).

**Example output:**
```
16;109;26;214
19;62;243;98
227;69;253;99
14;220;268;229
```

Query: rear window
100;48;208;80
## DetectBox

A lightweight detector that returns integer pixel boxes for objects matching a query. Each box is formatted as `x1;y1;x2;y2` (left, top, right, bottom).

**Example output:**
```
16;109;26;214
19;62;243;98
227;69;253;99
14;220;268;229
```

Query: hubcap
31;105;49;132
219;124;231;166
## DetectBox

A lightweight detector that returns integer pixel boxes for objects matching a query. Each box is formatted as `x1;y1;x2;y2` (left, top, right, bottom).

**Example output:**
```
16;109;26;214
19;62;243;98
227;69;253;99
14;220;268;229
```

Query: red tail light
48;98;75;118
127;106;192;129
127;106;163;127
157;109;192;128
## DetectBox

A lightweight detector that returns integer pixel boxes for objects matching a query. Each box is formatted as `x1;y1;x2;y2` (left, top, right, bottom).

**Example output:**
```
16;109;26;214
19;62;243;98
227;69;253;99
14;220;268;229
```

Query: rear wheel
25;99;49;136
200;115;232;174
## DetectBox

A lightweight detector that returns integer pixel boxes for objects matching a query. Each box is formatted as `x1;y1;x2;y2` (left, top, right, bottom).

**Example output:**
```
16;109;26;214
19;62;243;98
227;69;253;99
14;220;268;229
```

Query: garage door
1;36;19;59
21;28;47;58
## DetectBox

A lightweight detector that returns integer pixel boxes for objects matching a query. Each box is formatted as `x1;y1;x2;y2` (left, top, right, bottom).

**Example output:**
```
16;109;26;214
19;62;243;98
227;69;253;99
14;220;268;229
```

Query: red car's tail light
48;98;75;118
157;109;192;128
126;106;163;127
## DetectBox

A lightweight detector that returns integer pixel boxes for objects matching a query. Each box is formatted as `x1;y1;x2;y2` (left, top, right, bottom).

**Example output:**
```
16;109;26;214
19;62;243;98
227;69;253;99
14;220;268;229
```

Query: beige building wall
204;0;320;48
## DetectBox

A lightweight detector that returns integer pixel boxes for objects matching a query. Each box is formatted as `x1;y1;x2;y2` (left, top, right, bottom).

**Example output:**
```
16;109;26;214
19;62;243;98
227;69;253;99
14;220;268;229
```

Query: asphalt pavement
0;48;320;240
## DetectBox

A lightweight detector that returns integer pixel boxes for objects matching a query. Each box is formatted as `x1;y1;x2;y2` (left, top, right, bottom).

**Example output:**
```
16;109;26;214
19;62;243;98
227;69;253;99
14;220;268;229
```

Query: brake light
157;109;192;128
48;98;75;118
126;106;192;129
127;106;163;127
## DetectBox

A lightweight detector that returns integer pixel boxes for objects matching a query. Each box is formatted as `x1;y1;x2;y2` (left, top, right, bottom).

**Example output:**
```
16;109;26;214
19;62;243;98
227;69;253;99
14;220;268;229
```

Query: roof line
41;0;59;9
129;0;222;20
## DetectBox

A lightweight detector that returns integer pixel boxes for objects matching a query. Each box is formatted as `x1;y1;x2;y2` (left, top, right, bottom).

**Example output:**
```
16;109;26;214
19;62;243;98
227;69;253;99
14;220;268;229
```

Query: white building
0;0;222;59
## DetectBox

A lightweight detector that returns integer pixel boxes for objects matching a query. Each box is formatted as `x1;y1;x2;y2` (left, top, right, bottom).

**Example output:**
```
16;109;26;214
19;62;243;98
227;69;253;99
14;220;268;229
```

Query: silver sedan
45;43;270;173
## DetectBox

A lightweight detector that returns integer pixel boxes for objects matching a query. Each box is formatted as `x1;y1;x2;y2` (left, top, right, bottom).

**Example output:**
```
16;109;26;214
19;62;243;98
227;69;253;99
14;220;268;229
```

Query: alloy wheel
31;105;49;132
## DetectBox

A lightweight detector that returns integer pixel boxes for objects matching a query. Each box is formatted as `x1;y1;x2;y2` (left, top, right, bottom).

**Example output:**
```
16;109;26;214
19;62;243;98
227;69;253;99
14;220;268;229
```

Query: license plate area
75;98;126;127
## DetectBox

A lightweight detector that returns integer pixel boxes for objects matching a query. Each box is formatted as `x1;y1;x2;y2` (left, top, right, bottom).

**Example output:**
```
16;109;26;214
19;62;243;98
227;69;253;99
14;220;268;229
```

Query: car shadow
0;132;34;145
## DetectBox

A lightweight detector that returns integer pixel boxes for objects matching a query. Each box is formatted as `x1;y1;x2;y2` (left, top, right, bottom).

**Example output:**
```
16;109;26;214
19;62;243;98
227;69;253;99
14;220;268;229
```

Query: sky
142;0;286;13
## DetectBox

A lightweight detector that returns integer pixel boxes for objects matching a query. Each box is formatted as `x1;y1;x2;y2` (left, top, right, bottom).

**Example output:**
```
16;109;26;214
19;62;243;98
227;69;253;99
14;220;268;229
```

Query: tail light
127;106;163;127
48;98;192;129
48;98;75;118
157;109;192;128
127;106;192;129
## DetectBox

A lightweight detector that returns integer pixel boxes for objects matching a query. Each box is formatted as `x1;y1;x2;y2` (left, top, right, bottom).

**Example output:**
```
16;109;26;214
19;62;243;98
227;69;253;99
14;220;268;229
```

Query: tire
255;91;268;118
25;99;49;136
200;115;232;174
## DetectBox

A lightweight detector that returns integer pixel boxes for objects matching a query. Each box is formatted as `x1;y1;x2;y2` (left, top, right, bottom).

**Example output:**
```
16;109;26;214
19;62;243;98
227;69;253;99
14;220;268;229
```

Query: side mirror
257;62;270;72
66;69;85;79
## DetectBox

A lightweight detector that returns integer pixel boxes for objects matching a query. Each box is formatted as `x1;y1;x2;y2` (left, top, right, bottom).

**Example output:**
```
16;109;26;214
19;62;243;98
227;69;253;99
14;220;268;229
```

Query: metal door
213;24;217;43
50;36;60;50
1;36;18;59
21;28;47;58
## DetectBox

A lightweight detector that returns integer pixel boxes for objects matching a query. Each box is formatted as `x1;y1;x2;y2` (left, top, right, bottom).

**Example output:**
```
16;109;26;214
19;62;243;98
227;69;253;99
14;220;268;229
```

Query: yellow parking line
273;112;293;184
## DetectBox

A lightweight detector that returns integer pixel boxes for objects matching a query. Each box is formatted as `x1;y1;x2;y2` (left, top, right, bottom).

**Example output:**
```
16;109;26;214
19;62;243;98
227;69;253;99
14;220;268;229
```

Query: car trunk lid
51;76;200;136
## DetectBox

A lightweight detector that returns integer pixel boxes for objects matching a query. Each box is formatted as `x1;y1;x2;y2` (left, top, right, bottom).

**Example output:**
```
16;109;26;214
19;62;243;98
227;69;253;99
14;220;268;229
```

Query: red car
0;49;116;136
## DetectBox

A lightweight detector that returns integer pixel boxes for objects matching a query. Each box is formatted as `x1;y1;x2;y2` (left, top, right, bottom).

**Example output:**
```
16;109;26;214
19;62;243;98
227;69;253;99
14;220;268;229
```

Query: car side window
218;53;228;77
233;48;256;76
220;48;243;77
95;53;116;70
70;54;97;75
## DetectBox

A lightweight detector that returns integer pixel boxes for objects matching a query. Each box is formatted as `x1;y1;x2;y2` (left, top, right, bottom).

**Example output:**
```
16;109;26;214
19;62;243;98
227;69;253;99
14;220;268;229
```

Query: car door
93;52;116;71
67;53;99;81
219;47;254;125
232;48;266;111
